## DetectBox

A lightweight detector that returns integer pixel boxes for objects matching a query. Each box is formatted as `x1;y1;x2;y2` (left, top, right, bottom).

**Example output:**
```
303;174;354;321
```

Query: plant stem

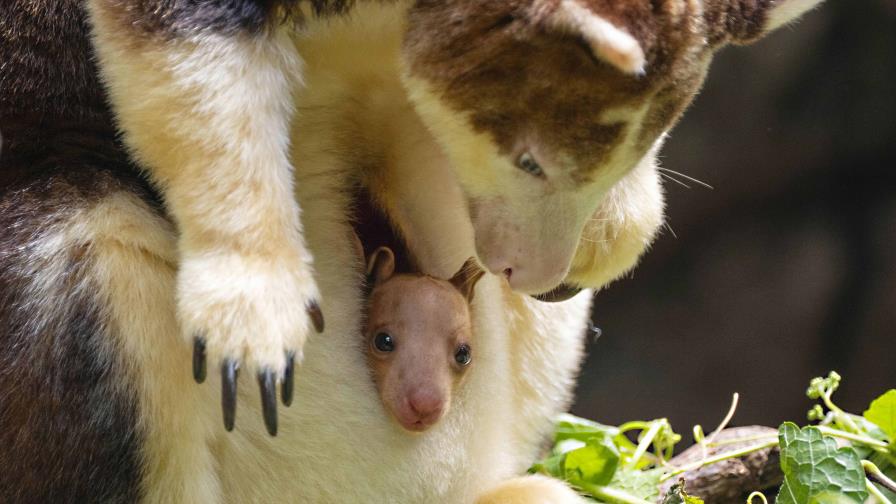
705;393;739;445
577;483;653;504
822;390;861;433
867;478;894;504
864;460;896;494
627;421;663;470
618;421;651;434
817;426;890;449
660;439;779;482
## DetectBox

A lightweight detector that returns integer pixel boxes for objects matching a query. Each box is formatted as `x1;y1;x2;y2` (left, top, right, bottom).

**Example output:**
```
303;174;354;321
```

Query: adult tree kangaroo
1;0;824;501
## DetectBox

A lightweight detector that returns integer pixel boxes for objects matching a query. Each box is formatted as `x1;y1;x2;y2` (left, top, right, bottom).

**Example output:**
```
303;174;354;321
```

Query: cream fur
87;3;317;374
566;142;666;289
767;0;825;32
22;192;222;502
476;475;589;504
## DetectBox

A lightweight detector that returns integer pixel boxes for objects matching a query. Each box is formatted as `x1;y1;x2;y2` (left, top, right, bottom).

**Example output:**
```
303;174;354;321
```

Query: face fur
365;275;474;432
362;249;482;432
400;0;823;294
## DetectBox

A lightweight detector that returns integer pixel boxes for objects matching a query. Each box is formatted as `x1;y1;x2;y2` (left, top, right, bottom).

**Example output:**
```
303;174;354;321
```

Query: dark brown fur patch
0;167;153;503
0;0;131;192
403;0;776;177
353;187;417;276
704;0;774;46
96;0;362;40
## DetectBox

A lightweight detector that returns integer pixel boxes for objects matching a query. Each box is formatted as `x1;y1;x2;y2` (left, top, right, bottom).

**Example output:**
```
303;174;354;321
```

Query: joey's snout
395;387;446;432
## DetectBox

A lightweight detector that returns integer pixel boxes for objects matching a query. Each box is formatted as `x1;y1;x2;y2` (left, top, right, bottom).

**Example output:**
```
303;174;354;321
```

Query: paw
178;249;323;436
476;475;589;504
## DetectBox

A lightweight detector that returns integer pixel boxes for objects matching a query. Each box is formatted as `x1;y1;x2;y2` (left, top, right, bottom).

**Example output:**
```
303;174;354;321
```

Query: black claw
221;360;238;432
282;352;295;407
307;302;325;333
258;369;278;436
192;336;207;383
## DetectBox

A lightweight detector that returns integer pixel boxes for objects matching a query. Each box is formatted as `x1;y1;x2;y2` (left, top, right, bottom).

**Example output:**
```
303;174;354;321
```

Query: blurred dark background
573;0;896;436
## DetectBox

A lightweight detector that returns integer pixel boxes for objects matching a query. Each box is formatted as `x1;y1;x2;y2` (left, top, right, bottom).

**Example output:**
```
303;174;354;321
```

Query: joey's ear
707;0;825;45
542;0;646;75
366;247;396;285
449;258;486;303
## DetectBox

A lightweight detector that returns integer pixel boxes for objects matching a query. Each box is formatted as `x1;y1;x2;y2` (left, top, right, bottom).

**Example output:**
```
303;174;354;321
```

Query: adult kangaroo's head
400;0;824;295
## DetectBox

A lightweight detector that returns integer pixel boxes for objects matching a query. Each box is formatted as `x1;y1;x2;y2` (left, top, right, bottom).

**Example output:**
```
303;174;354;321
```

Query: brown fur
0;0;125;188
94;0;356;41
402;0;709;177
0;168;149;503
401;0;794;183
704;0;775;45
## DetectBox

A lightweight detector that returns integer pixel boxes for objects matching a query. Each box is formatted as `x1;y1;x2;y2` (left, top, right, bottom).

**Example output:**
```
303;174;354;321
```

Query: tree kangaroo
80;0;824;431
1;0;823;501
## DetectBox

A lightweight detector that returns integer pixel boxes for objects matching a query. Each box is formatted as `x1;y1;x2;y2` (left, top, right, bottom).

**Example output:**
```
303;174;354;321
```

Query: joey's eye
454;344;472;366
516;152;544;177
373;332;394;353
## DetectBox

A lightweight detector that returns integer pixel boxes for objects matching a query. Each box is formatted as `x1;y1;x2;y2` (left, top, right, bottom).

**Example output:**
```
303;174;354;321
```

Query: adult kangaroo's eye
516;152;544;178
454;344;472;366
373;332;395;353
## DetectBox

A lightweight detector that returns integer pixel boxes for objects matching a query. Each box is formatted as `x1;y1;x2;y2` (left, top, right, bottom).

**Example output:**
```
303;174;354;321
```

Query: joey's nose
400;390;444;431
409;390;443;420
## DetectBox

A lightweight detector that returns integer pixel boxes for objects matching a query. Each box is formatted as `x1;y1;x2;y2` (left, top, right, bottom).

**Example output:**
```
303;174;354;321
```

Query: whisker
663;221;678;239
658;167;714;190
660;171;691;189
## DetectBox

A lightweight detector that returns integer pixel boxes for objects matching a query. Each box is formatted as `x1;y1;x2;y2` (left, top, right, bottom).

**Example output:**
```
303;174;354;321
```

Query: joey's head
363;248;484;432
401;0;824;294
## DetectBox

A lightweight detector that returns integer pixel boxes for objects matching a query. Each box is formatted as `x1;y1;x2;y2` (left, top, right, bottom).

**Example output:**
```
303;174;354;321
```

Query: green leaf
608;467;662;501
808;491;862;504
864;390;896;441
555;414;620;443
776;423;868;504
530;452;565;479
564;432;621;486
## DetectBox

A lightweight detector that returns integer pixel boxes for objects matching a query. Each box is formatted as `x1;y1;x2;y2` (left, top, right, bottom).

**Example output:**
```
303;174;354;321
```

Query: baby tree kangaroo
363;247;484;432
85;0;826;434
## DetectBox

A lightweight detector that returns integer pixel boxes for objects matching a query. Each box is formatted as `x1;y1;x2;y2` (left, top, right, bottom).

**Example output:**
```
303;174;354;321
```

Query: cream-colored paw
476;475;589;504
177;248;322;436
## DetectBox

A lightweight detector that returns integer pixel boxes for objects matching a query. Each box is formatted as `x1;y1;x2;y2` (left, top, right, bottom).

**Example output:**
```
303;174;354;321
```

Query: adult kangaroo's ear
706;0;826;45
449;259;485;303
540;0;646;75
366;247;396;285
